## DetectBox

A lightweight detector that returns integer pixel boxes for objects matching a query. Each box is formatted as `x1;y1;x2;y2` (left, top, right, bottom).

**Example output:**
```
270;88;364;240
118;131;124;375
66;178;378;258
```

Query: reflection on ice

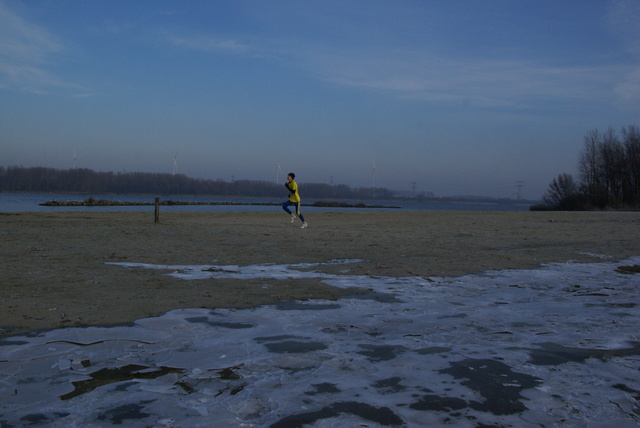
1;257;639;427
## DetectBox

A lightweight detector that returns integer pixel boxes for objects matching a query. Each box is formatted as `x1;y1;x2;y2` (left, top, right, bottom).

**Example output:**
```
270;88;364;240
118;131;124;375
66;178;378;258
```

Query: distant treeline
0;166;396;200
536;125;640;210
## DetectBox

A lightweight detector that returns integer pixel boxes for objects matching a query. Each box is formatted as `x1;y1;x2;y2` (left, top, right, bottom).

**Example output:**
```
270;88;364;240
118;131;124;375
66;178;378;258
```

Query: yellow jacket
285;180;301;203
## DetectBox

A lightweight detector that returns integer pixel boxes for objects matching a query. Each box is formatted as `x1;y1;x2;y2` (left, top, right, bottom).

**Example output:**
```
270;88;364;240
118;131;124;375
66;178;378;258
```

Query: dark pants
283;201;305;222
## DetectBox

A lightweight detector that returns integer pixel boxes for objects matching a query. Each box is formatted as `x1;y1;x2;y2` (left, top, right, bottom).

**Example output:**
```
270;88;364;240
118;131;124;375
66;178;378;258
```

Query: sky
1;0;639;199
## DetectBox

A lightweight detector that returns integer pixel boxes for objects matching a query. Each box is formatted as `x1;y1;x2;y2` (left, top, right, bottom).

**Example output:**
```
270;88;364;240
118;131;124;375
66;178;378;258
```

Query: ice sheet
1;257;639;427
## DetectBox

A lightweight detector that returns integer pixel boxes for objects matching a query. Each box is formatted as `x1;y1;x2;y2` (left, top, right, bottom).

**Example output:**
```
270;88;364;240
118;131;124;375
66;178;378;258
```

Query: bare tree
543;173;581;209
622;125;640;204
599;127;626;205
578;129;603;205
541;125;640;210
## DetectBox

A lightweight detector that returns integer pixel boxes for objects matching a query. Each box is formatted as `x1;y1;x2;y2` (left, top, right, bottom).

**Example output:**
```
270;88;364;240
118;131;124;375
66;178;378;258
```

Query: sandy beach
1;210;639;335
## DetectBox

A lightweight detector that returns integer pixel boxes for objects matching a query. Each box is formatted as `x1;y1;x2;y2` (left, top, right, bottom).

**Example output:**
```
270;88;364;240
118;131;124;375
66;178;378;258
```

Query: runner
282;172;307;228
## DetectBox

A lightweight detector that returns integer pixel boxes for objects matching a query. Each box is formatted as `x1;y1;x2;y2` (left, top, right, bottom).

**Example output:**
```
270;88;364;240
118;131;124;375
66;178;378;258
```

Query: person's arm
285;182;296;194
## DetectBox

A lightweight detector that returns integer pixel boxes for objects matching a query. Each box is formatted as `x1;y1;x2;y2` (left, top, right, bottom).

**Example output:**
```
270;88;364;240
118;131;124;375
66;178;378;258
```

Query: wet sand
1;210;638;335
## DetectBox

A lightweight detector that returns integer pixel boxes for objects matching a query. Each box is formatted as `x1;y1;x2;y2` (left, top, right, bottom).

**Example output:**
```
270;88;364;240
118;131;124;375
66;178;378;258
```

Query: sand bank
1;210;638;335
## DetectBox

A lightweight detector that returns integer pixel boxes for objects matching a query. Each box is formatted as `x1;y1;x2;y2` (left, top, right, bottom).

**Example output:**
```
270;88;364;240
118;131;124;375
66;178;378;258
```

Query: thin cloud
284;43;632;110
0;1;85;95
0;2;62;61
169;25;635;111
156;22;639;111
148;3;639;112
163;33;250;55
614;68;640;101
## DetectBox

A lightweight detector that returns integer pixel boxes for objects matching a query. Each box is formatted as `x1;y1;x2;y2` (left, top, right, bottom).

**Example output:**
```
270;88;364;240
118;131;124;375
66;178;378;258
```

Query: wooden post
154;197;160;223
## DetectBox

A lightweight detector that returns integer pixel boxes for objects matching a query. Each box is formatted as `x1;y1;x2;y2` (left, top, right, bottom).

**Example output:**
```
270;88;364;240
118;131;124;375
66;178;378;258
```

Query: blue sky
1;0;639;199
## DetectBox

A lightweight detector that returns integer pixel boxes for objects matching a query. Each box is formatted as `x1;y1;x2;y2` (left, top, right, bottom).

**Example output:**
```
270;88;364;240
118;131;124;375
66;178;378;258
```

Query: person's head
287;173;295;181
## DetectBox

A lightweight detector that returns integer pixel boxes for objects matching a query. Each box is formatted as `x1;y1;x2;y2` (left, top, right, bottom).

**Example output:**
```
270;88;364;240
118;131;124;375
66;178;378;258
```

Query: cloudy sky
1;0;639;199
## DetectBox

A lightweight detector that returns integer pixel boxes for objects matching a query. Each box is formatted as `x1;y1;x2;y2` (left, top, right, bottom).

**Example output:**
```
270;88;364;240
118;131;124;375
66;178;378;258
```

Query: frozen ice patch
1;257;639;427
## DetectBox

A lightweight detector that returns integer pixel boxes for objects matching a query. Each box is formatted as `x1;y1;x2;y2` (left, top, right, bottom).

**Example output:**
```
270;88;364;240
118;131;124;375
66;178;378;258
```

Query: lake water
0;193;533;213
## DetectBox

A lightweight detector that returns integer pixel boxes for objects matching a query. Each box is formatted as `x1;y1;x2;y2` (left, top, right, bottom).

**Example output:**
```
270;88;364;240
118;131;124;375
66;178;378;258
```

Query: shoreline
1;210;639;336
38;199;400;209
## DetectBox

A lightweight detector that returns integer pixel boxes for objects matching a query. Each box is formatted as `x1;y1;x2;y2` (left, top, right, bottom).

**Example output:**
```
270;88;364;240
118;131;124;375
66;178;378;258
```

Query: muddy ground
1;210;638;335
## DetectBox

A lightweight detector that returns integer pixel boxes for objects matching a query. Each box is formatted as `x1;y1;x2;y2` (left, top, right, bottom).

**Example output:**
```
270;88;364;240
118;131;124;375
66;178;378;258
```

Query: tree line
538;125;640;210
0;166;396;200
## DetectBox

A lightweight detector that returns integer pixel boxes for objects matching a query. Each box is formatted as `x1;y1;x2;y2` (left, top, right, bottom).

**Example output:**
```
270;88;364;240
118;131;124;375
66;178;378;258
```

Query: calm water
0;193;533;213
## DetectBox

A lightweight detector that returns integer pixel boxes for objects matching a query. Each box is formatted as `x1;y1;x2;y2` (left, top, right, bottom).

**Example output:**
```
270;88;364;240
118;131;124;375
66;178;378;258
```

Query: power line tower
515;180;525;199
371;158;376;198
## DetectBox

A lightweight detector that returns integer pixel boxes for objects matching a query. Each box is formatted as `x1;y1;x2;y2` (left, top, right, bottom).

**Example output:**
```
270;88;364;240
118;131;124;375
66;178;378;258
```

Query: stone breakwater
40;198;277;207
40;198;398;208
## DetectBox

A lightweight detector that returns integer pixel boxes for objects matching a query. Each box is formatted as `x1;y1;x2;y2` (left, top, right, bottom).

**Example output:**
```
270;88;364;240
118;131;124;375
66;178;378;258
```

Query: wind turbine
72;148;77;169
172;153;178;176
275;162;284;184
371;158;376;189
